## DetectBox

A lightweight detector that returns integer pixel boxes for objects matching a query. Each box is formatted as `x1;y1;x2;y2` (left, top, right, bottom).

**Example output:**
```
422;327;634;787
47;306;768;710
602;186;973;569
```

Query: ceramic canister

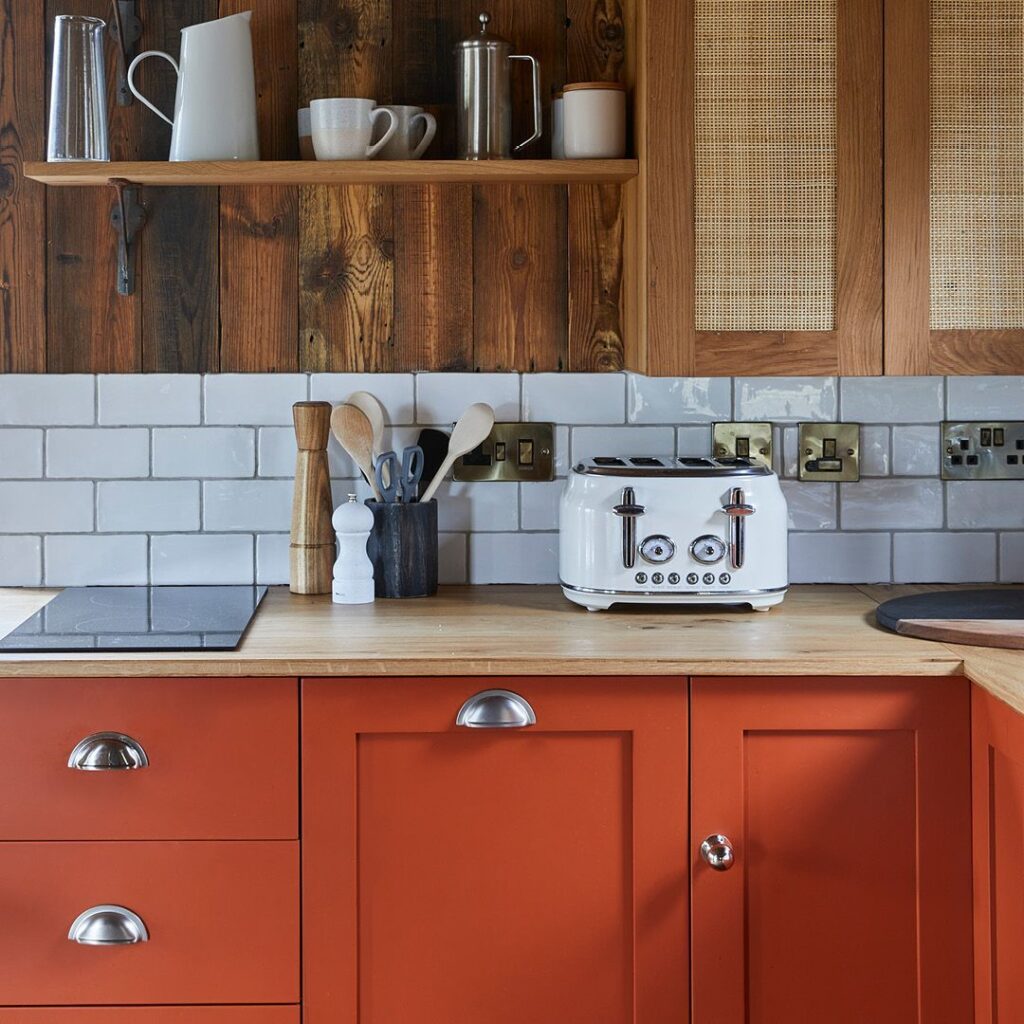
562;81;627;159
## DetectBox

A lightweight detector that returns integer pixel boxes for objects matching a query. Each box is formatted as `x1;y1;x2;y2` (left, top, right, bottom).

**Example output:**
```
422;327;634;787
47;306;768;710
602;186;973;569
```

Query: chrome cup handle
68;732;149;771
456;689;536;728
68;905;149;945
510;54;543;152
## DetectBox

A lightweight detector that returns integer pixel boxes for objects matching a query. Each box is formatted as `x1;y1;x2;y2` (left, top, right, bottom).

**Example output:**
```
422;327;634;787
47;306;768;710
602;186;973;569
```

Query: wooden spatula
420;403;495;503
331;403;382;502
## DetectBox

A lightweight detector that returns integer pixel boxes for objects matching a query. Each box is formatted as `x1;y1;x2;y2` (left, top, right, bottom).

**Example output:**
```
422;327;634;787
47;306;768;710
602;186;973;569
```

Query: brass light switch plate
798;423;861;482
712;422;773;469
453;422;555;482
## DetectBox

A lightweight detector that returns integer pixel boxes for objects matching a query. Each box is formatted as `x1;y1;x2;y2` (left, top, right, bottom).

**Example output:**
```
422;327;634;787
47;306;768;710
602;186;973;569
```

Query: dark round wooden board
876;590;1024;649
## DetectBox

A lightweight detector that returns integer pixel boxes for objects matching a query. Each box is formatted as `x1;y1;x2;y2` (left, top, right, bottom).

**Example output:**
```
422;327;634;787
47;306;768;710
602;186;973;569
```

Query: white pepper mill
332;494;375;605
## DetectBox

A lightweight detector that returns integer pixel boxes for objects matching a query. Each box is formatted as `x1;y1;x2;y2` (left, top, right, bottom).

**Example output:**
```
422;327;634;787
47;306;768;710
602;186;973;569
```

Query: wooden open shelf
23;159;639;187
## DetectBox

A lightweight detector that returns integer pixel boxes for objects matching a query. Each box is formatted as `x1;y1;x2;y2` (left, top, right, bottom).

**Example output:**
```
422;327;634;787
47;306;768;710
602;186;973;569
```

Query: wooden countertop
0;583;973;677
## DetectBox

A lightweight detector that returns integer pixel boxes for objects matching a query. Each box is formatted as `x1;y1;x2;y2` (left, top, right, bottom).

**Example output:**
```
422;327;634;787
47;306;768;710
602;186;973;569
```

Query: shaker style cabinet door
635;0;883;376
690;676;973;1024
972;684;1024;1022
302;677;688;1024
886;0;1024;373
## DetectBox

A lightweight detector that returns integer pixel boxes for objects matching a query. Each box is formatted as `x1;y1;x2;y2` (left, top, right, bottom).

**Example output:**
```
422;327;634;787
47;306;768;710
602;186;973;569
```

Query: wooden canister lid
563;81;626;92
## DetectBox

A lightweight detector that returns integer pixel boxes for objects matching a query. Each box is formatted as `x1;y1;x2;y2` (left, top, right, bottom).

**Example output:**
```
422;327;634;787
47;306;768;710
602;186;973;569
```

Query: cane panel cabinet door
690;676;973;1024
302;677;688;1024
972;685;1024;1023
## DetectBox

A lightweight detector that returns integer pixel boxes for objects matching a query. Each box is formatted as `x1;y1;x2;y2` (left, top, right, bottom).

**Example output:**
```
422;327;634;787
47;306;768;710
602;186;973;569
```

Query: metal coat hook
109;0;142;106
109;178;146;296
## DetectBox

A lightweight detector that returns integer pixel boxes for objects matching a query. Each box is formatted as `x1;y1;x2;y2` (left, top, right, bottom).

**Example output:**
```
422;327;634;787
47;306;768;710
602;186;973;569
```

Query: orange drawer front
0;677;296;839
0;1011;299;1023
0;841;299;1006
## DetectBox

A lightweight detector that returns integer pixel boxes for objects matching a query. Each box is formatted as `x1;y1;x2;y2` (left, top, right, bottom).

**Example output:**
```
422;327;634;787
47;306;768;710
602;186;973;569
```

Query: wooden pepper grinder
290;401;336;594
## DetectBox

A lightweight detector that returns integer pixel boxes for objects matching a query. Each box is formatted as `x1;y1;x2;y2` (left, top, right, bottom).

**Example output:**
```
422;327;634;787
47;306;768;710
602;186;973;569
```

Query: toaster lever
613;487;646;569
721;487;755;570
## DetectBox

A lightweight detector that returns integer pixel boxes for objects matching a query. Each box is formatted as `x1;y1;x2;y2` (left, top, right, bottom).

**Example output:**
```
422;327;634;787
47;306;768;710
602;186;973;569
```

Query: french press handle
509;54;542;153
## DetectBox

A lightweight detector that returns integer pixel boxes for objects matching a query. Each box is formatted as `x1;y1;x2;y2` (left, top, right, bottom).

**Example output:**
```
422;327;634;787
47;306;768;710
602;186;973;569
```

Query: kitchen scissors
374;445;425;503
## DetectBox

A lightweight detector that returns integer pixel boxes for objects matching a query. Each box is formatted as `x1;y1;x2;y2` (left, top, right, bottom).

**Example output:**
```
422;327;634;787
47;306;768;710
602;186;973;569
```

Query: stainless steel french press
454;12;542;159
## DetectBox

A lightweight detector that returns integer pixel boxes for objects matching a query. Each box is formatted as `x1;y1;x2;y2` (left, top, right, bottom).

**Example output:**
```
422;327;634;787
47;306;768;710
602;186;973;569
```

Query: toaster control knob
640;534;676;564
686;573;699;585
689;535;727;565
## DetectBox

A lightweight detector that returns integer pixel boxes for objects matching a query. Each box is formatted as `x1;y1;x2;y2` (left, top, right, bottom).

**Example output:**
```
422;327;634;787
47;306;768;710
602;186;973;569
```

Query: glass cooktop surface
0;586;268;652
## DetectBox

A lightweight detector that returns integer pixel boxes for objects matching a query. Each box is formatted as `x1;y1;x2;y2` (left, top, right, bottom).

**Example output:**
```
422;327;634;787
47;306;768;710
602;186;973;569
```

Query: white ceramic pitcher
127;11;259;161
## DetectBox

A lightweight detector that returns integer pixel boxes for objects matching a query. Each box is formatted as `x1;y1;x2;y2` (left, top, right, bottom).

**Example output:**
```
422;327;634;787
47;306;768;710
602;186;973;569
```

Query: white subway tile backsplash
45;534;148;586
311;374;415;424
204;374;307;425
151;534;254;585
257;427;298;478
0;376;94;426
0;536;41;585
735;377;837;422
99;375;200;425
780;481;837;530
203;480;292;532
0;481;93;533
523;373;625;424
893;532;996;583
435;481;519;532
571;426;675;464
947;377;1024;420
0;429;43;477
840;377;944;424
256;533;290;585
789;532;891;583
154;428;255;478
999;533;1024;583
627;375;731;424
840;479;944;530
520;480;563;531
416;373;520;423
439;533;468;584
469;532;559;584
676;425;712;457
553;425;570;476
47;429;149;479
98;481;200;533
948;481;1024;529
859;426;891;476
892;425;940;477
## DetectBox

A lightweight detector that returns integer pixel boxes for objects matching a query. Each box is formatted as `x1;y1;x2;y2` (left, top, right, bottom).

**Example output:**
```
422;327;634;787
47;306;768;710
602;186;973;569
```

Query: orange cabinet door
691;676;973;1024
972;685;1024;1022
302;677;688;1024
0;841;299;1006
0;677;297;839
0;1011;299;1023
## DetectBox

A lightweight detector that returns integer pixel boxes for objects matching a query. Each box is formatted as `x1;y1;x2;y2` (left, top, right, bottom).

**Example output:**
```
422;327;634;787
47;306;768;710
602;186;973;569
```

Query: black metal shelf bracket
109;178;146;296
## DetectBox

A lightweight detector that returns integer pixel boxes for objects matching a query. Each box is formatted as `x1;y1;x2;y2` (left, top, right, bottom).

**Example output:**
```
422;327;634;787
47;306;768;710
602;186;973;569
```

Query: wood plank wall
0;0;626;374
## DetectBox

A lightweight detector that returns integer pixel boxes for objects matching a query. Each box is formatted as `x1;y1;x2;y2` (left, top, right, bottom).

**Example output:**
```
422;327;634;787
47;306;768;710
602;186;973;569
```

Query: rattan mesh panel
931;1;1024;330
695;0;837;332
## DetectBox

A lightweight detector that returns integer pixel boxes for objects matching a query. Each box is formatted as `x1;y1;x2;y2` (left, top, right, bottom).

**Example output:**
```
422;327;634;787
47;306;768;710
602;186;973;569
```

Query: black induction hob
0;586;268;652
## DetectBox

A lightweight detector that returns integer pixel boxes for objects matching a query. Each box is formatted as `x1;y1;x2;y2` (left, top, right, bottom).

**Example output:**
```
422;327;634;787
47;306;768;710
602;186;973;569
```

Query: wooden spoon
420;403;495;503
346;391;387;460
331;403;382;502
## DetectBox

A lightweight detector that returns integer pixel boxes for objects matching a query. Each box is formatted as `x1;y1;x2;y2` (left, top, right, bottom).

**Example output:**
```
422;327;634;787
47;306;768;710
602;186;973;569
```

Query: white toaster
559;456;789;611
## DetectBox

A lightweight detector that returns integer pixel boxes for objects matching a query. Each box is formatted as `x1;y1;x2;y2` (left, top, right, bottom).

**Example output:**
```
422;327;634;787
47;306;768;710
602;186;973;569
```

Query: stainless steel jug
47;15;110;162
455;12;541;159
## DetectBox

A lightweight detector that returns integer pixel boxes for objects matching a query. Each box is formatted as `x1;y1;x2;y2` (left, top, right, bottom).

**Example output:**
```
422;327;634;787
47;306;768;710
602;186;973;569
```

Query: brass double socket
798;423;861;482
453;422;555;482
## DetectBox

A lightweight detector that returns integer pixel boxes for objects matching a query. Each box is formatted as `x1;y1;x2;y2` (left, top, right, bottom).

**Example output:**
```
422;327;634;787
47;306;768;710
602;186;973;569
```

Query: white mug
372;105;437;160
311;98;397;161
563;82;627;159
551;95;565;159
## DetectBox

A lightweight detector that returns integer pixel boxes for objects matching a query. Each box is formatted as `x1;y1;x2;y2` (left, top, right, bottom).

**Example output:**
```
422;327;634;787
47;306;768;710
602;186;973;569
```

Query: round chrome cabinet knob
689;535;727;565
700;833;735;871
639;535;676;564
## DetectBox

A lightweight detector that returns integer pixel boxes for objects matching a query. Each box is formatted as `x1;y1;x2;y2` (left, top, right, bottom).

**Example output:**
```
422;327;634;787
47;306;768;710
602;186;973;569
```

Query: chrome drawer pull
67;732;149;771
68;905;149;945
456;690;536;729
700;833;735;871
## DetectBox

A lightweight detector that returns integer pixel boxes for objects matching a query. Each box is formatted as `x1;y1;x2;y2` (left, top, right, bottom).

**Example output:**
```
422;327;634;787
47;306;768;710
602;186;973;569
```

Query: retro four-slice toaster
559;456;789;611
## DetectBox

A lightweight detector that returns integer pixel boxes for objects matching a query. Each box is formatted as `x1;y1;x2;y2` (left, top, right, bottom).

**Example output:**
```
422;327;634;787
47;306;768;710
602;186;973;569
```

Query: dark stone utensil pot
365;500;438;598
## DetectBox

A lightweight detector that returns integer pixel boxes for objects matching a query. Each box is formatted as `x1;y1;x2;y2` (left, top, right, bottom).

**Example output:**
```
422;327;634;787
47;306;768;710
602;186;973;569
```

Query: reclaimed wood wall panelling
220;0;299;373
0;0;45;372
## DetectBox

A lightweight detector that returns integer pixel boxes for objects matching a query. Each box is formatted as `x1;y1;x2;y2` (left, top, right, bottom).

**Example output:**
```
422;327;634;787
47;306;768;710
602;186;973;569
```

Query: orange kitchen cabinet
0;1012;299;1023
972;685;1024;1022
302;677;689;1024
691;676;973;1024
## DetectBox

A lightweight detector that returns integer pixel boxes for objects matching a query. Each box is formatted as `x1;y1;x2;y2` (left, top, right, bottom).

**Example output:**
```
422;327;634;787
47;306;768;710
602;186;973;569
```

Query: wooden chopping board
876;590;1024;649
